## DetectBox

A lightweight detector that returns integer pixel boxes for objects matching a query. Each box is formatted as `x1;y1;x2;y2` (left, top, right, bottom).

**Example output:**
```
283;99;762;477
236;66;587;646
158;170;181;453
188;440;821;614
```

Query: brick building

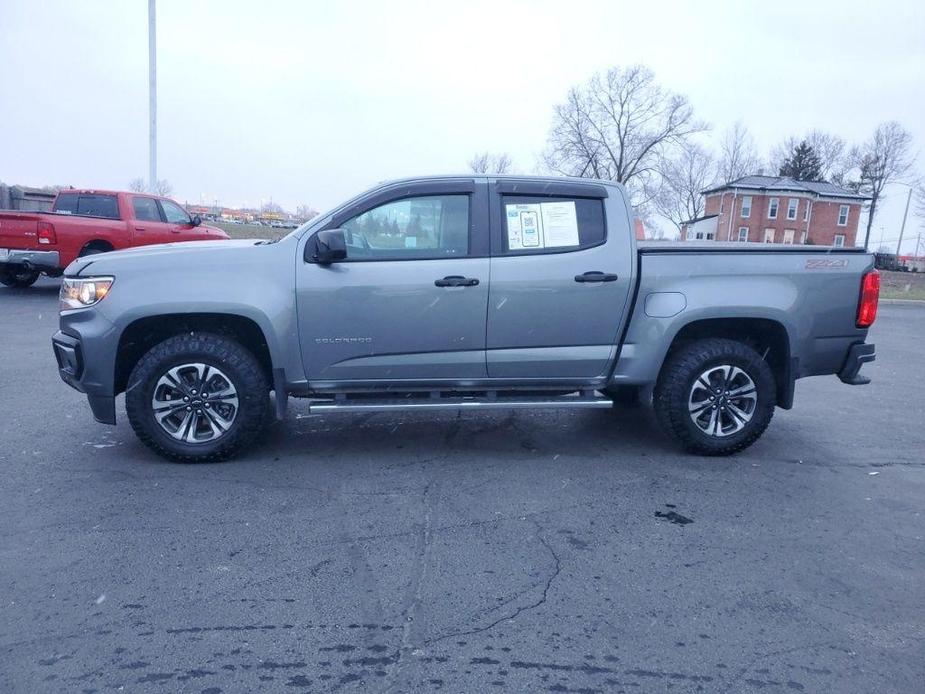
681;176;868;247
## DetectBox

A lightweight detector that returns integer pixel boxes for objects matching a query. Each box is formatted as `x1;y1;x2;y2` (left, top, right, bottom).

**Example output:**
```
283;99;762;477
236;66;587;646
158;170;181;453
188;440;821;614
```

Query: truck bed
637;241;867;253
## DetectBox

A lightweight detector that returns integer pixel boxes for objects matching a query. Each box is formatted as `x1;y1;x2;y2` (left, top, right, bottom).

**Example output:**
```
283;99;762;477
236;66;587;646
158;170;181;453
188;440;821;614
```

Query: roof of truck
378;174;621;187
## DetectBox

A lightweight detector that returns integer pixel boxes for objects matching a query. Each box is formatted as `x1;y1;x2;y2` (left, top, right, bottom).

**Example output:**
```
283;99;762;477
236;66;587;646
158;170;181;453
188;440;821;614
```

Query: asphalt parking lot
1;279;923;694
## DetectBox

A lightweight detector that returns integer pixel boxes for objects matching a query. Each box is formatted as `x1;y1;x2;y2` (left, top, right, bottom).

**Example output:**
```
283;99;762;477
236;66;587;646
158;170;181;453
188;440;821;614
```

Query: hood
66;239;266;276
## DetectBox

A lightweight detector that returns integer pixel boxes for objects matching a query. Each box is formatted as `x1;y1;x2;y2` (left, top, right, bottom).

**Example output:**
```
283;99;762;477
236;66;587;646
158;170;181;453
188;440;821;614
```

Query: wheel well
114;313;274;394
79;240;115;256
666;318;792;405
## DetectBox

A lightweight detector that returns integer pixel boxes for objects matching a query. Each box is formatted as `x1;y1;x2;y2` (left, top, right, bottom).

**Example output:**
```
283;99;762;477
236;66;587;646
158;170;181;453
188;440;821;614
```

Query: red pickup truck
0;189;228;287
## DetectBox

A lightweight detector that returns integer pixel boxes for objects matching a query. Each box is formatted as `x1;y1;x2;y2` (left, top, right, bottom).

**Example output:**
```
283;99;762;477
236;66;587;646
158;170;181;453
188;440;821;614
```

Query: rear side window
55;194;119;219
132;196;162;222
501;196;605;254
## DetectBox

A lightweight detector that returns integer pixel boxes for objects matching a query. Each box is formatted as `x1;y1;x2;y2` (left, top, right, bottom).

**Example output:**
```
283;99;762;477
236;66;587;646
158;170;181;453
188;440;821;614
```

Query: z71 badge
805;258;849;269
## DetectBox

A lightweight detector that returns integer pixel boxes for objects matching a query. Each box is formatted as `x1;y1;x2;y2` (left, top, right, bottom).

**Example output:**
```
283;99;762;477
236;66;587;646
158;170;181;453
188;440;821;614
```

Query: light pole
148;0;157;193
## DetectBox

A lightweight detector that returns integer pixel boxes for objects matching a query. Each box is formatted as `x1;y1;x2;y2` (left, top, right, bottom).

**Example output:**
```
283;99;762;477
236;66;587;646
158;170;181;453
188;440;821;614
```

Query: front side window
741;196;752;218
833;234;845;247
132;196;161;222
340;195;468;260
159;200;191;224
501;196;604;254
738;226;749;242
837;205;849;226
787;198;798;220
768;198;779;219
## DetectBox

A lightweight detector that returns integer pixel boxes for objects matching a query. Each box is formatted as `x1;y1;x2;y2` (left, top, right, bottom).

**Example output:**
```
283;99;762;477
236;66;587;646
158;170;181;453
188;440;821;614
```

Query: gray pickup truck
52;175;879;462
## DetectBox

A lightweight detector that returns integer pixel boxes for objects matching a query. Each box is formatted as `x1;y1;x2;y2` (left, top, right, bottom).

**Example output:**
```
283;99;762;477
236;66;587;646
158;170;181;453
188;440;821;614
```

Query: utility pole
148;0;157;193
895;185;912;257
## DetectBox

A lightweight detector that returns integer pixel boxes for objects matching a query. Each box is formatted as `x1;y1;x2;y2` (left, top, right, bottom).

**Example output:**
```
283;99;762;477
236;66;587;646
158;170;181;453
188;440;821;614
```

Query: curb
880;298;925;305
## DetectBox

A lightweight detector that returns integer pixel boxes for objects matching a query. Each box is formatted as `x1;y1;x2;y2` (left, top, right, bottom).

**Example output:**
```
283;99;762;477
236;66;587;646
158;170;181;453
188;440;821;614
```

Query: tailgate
0;213;40;250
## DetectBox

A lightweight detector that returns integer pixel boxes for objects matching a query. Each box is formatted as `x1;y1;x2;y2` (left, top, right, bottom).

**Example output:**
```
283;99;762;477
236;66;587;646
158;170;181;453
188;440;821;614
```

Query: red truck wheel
0;266;41;288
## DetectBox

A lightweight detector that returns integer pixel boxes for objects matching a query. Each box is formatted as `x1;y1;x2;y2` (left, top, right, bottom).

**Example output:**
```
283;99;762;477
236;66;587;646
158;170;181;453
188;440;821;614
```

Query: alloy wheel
687;364;757;438
151;363;239;443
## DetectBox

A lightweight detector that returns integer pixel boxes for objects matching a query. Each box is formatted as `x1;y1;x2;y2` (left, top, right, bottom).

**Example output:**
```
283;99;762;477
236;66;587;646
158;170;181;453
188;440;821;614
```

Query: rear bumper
838;342;876;385
1;248;60;271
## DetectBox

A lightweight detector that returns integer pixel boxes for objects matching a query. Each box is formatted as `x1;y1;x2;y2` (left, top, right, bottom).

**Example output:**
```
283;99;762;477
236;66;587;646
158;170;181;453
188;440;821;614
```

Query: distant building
679;214;719;241
681;176;868;246
634;218;646;241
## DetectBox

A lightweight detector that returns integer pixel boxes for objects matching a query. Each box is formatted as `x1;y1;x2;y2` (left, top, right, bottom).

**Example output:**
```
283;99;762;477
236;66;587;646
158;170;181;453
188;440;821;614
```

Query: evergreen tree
778;141;823;181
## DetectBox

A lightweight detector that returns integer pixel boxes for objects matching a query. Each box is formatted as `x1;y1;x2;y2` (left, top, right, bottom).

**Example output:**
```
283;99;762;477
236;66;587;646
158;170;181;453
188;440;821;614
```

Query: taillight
856;270;879;328
37;221;57;245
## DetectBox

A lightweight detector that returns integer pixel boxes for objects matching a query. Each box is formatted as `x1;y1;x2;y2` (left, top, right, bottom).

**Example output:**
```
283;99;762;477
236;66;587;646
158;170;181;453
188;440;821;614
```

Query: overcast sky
2;0;923;249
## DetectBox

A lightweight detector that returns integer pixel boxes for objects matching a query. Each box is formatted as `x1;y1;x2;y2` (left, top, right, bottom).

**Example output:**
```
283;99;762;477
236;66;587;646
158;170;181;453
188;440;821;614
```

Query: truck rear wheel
125;333;271;462
0;266;41;288
654;338;776;456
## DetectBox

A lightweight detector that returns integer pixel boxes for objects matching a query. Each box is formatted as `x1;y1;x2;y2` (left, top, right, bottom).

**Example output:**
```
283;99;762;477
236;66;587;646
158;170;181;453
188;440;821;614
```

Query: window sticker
505;201;579;250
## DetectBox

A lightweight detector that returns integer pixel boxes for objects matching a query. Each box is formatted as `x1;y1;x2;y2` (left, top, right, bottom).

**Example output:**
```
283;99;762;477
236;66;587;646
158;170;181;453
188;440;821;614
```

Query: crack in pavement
424;521;562;646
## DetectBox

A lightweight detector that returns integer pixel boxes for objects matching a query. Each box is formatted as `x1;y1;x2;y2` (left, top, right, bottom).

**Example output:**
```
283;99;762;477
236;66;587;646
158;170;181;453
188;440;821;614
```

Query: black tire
125;332;271;462
653;338;776;456
78;244;111;257
0;265;41;288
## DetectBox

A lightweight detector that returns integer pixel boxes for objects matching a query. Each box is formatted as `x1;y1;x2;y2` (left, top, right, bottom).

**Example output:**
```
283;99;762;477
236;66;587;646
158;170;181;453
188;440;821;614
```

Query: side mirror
191;214;202;227
311;228;347;264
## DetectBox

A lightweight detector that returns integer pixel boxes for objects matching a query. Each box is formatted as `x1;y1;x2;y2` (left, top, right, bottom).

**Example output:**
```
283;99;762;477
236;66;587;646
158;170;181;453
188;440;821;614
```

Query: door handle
575;271;618;283
134;226;147;231
435;275;479;287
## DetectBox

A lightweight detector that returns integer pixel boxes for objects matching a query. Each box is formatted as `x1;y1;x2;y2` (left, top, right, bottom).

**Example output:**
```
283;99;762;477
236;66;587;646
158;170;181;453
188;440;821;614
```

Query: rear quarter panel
612;250;874;385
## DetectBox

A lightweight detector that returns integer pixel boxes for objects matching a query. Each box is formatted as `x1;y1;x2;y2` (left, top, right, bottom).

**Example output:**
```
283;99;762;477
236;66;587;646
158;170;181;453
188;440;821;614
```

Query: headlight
60;276;114;311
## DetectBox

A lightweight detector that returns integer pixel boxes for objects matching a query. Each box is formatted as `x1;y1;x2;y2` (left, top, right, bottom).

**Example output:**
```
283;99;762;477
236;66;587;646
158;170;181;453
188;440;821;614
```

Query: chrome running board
307;392;614;414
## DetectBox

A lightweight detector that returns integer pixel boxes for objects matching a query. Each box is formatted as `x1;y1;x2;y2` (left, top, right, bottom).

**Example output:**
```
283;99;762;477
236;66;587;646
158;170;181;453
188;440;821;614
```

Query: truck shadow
262;403;682;467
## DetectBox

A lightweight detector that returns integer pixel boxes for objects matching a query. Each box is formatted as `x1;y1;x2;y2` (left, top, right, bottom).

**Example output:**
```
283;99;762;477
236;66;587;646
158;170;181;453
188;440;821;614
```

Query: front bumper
1;248;60;271
838;342;876;385
52;313;119;425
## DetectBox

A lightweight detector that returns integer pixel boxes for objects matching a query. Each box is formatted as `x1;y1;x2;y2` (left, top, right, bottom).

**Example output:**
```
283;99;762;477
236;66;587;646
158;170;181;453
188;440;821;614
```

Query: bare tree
849;122;915;250
468;152;514;174
542;65;707;206
805;130;847;181
152;179;173;196
261;201;284;214
716;121;761;183
653;143;715;231
296;204;318;221
130;178;173;196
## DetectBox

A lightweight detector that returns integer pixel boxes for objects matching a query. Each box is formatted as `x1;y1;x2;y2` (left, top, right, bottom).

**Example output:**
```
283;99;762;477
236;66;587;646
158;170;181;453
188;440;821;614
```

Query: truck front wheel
654;338;776;456
125;333;271;462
